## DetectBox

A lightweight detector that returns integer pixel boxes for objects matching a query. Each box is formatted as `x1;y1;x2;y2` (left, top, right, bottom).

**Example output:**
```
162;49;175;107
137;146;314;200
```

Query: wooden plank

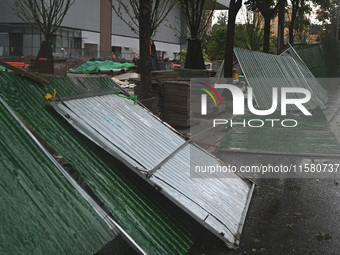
0;60;49;86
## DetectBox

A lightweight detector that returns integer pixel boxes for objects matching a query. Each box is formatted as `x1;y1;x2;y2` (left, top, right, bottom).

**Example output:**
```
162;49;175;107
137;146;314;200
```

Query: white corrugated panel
50;94;253;249
234;47;328;110
152;143;250;242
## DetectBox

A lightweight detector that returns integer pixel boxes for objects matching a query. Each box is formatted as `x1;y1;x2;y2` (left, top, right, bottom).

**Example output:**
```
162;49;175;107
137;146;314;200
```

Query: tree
215;11;228;27
139;0;152;100
224;0;242;78
12;0;75;60
238;11;265;51
287;0;335;44
207;26;227;60
288;0;300;44
286;0;314;44
207;12;264;60
110;0;176;100
110;0;176;38
179;0;216;69
314;0;336;25
246;0;278;53
277;0;286;53
313;0;337;36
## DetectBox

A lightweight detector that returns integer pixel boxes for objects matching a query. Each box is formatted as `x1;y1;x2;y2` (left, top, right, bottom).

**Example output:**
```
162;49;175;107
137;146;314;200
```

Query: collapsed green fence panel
321;36;340;78
0;72;195;255
0;95;115;254
220;108;340;155
292;44;327;78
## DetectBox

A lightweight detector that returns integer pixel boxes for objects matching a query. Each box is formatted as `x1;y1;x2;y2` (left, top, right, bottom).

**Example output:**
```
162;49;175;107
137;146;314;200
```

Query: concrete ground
203;85;340;255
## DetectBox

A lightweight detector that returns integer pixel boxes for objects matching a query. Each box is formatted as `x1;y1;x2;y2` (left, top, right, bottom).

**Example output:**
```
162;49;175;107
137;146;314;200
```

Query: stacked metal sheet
50;93;254;249
161;80;191;128
234;47;328;111
133;70;182;117
152;69;180;80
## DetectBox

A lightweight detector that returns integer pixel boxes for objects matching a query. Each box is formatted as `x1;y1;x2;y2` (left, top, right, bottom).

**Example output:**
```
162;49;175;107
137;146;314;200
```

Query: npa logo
199;83;312;128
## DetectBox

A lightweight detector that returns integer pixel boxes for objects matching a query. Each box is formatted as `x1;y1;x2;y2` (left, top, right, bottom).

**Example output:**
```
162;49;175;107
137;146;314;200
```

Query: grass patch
288;185;301;190
317;232;332;240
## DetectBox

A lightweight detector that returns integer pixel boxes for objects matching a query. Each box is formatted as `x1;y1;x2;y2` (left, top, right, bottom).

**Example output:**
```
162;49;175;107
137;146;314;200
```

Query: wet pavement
206;85;340;255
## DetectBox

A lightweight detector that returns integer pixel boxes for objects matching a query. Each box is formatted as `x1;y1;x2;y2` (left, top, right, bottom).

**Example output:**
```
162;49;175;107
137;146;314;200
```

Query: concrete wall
0;0;101;31
62;0;101;32
82;31;100;48
0;0;182;58
111;34;180;58
0;1;22;23
111;1;181;45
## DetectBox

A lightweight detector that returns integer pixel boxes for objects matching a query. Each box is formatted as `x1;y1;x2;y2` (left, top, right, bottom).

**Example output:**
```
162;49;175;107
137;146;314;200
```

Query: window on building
23;34;33;56
9;33;23;56
74;38;82;49
0;33;9;57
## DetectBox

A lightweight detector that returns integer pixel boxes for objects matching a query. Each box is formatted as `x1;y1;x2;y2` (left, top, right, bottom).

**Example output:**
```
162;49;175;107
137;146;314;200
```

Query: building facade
0;0;183;60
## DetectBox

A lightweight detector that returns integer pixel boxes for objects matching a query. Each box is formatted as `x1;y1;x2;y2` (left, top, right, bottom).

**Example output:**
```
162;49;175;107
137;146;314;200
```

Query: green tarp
0;72;195;255
220;108;340;155
0;97;115;254
68;60;135;73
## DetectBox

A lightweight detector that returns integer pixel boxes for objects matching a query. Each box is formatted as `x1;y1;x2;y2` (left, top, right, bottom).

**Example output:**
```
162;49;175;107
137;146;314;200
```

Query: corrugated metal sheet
282;43;327;78
50;93;253;248
0;96;147;255
234;47;328;111
0;72;195;255
53;94;185;170
0;97;116;254
280;45;328;100
151;143;251;243
219;108;340;155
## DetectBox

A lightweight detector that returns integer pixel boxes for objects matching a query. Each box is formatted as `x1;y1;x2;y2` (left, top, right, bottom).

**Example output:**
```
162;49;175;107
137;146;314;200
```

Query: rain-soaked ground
209;155;340;255
197;85;340;255
98;85;340;255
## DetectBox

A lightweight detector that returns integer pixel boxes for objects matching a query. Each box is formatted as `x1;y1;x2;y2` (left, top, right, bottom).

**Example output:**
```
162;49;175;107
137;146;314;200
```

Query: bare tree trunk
33;36;53;71
151;41;160;71
297;0;304;42
289;0;299;44
184;38;206;69
36;37;53;60
263;14;271;53
277;0;285;54
139;0;152;100
224;0;242;78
